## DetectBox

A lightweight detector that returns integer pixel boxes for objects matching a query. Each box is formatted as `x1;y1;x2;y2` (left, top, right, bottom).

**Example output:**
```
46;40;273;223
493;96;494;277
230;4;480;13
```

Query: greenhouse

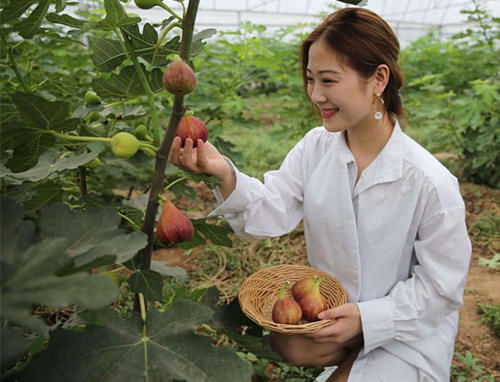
1;0;498;381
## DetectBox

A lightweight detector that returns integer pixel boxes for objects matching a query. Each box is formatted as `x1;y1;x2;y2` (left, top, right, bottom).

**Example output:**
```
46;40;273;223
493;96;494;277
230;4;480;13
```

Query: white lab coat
209;121;471;381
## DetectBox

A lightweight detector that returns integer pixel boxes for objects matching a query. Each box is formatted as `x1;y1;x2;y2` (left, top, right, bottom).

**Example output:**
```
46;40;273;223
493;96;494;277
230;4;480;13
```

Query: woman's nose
309;84;326;104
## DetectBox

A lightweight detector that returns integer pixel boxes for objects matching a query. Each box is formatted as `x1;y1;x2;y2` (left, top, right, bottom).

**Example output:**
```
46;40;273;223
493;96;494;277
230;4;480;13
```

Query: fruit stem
120;28;161;145
315;276;328;289
139;0;200;275
278;281;289;298
157;1;182;20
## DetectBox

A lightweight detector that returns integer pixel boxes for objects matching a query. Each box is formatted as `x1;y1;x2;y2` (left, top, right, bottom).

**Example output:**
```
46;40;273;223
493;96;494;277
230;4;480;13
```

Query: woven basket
238;264;346;334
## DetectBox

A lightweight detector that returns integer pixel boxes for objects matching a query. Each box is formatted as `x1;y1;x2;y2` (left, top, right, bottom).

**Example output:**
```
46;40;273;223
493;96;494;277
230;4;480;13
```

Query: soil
154;181;500;379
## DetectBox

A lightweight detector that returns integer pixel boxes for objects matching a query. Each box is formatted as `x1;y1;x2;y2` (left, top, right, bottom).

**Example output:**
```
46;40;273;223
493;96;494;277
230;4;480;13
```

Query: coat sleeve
207;135;307;239
357;188;472;355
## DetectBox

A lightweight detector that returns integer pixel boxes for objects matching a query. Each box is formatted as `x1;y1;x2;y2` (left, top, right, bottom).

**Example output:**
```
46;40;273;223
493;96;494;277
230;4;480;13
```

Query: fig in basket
298;276;328;321
291;277;317;301
272;282;302;324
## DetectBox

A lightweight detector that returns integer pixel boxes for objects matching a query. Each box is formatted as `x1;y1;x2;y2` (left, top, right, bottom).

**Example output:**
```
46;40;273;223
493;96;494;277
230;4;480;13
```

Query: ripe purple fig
272;282;303;324
291;277;316;302
298;277;328;322
176;112;208;148
157;199;194;245
163;55;197;95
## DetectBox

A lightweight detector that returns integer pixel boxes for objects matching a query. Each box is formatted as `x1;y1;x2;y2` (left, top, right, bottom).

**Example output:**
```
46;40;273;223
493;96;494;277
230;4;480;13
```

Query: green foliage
478;304;500;336
451;351;494;382
20;301;253;381
478;253;500;269
401;1;499;188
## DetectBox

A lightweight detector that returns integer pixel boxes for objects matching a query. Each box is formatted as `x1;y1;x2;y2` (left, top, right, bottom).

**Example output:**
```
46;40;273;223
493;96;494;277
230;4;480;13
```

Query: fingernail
318;312;325;319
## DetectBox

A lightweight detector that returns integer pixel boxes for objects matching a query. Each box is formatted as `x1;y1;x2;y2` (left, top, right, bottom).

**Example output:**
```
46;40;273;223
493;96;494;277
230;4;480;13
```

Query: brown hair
301;7;405;118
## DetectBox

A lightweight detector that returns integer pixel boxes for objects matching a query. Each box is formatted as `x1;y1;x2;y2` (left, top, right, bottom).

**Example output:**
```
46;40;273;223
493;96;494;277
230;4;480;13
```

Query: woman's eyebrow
306;68;342;75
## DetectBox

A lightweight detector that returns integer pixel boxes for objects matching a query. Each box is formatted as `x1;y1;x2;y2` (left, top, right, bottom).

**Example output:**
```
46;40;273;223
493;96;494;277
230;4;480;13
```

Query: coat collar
333;120;404;194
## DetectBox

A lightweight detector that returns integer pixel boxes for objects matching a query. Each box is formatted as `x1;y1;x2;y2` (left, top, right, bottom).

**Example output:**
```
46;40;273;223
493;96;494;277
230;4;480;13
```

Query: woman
169;8;471;382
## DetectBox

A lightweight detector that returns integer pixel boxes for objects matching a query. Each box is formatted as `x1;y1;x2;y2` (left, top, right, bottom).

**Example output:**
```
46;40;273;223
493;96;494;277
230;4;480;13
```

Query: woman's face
306;37;375;133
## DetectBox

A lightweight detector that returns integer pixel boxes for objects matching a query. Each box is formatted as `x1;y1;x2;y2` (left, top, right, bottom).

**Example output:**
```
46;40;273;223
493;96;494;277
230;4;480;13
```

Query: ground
153;181;500;380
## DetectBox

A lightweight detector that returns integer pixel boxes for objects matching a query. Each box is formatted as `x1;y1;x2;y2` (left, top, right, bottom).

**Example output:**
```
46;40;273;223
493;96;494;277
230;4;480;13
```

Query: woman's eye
323;79;336;84
306;77;314;83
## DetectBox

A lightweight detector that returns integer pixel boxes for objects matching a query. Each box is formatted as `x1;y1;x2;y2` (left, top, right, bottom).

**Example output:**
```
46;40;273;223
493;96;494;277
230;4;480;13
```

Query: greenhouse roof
121;0;500;44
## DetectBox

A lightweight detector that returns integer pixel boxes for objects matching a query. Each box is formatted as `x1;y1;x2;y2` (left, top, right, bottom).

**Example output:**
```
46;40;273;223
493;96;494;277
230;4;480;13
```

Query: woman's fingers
169;136;182;166
181;138;194;169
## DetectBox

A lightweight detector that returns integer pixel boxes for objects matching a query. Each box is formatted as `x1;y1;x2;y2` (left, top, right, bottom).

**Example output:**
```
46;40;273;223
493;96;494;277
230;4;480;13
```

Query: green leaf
128;269;164;301
194;219;233;247
0;150;98;185
478;253;500;269
92;65;148;99
0;0;35;23
0;197;36;264
124;23;180;66
94;0;141;30
23;180;65;211
150;67;164;93
55;0;67;13
46;13;85;29
193;28;217;43
39;203;148;267
90;38;126;72
16;0;51;39
1;327;30;369
151;260;187;281
11;92;78;131
21;301;253;381
0;122;56;175
1;237;118;333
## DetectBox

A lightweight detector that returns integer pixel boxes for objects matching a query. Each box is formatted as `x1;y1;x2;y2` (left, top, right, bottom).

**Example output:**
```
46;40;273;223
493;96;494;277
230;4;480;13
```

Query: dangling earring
373;91;384;120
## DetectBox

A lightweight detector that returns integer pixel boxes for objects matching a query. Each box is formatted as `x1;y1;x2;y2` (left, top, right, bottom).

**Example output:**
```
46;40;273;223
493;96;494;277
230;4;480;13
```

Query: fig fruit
86;157;101;169
272;282;302;324
134;0;163;9
176;112;208;148
157;199;194;245
134;124;152;141
298;277;328;321
85;90;102;105
291;277;316;302
163;55;197;95
110;132;140;158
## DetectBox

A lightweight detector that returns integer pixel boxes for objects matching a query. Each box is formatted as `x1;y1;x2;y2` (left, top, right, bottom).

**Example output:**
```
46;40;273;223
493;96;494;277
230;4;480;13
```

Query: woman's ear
374;64;390;93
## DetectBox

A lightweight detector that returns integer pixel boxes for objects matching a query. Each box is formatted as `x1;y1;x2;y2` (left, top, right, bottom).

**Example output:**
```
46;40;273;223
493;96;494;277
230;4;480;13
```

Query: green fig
291;277;316;302
298;277;328;322
85;90;102;105
110;132;139;158
272;282;302;324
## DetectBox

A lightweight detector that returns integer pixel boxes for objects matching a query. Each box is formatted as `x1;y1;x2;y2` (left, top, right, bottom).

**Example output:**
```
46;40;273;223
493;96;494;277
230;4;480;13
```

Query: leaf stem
164;175;188;191
49;130;111;143
1;32;29;92
152;21;182;64
139;292;147;322
120;29;161;145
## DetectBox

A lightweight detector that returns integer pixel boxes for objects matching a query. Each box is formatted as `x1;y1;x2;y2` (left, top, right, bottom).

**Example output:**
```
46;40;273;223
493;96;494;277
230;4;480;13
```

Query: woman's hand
306;303;363;346
169;137;236;199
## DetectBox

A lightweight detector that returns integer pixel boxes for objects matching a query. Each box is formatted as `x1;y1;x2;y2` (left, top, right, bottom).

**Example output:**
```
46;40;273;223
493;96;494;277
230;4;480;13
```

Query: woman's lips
320;109;338;118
